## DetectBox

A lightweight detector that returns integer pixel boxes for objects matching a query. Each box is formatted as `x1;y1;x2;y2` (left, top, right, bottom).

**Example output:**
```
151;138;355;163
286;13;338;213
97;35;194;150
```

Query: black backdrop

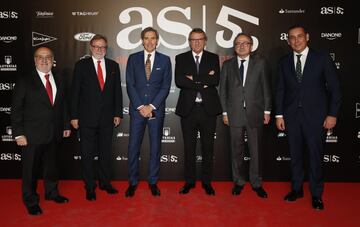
1;0;359;181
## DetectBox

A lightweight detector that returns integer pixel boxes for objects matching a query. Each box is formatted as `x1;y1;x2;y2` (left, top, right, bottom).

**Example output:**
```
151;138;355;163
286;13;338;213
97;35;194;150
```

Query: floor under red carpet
0;180;358;227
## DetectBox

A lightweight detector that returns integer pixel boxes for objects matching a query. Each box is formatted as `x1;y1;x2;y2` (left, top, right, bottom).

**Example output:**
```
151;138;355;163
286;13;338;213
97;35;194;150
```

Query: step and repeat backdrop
1;0;359;181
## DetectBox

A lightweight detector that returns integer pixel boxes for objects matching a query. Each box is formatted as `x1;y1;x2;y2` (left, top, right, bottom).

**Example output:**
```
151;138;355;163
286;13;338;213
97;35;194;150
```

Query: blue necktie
295;54;302;83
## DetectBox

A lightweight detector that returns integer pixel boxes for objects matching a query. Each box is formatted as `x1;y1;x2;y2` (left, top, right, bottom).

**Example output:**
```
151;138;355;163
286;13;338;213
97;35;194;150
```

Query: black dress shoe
86;190;96;201
27;205;42;216
179;183;195;194
99;185;119;194
284;190;304;202
125;185;137;198
232;184;244;196
45;195;69;203
253;187;268;198
202;183;215;196
312;197;324;210
149;184;161;196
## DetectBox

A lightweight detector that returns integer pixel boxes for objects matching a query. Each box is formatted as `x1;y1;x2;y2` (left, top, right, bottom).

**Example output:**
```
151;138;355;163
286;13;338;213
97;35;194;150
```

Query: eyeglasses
91;45;107;50
189;38;205;43
35;56;53;61
235;41;252;47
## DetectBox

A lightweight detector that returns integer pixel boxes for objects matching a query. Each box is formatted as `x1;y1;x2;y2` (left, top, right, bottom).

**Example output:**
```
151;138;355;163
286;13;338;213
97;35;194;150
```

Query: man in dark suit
11;46;71;215
175;28;222;196
125;27;172;197
276;25;341;210
219;33;271;198
70;34;123;201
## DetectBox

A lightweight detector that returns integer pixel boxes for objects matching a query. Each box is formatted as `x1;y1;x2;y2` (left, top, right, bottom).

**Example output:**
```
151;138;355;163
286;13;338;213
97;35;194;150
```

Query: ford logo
74;32;95;41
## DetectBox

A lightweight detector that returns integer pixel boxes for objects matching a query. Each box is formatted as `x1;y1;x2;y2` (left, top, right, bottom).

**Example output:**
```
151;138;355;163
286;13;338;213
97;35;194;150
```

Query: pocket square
208;70;215;75
156;67;161;71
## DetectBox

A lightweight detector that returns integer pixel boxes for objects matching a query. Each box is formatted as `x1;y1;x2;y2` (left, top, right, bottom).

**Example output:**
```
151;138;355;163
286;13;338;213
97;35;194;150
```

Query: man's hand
276;117;285;130
15;136;27;146
114;117;121;127
323;116;337;129
264;114;270;124
139;105;153;118
63;130;71;138
71;119;79;129
222;115;229;125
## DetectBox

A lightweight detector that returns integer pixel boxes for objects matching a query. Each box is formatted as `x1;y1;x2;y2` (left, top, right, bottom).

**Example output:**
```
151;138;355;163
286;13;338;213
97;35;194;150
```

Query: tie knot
241;59;246;64
147;54;151;59
97;60;101;64
296;54;302;59
45;74;49;80
195;55;199;59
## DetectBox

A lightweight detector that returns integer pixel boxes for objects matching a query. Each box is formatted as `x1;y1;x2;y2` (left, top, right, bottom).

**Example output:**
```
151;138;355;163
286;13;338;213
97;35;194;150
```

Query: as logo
117;5;259;50
320;7;344;15
0;11;18;19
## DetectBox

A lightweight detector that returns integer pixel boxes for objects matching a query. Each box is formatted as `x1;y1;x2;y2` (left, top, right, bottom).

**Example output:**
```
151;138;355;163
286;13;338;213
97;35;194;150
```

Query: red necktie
97;60;105;90
44;74;53;105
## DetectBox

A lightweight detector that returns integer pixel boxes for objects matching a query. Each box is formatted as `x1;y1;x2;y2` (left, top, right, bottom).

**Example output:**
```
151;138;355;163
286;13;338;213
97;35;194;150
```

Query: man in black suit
11;46;71;215
71;34;123;201
276;25;341;210
175;28;222;195
219;33;271;198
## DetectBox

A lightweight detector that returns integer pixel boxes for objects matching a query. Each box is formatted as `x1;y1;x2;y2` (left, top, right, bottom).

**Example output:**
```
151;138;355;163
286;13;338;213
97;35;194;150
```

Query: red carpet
0;180;358;227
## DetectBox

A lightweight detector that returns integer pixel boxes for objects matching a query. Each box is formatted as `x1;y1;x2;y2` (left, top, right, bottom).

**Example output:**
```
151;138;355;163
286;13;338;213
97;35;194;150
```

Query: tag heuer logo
32;32;57;46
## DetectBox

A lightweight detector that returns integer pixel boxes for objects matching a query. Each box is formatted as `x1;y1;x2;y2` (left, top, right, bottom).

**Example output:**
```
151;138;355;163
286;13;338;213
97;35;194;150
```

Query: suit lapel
288;54;297;82
53;72;60;106
230;57;242;85
245;56;255;86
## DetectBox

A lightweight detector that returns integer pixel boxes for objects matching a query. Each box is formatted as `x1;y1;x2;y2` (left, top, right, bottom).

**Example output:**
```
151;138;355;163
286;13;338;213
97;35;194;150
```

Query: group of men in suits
11;24;340;215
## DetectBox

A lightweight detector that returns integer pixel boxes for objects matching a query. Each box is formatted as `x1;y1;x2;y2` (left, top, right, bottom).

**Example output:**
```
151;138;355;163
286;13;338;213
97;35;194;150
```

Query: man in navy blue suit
125;27;172;197
276;25;341;210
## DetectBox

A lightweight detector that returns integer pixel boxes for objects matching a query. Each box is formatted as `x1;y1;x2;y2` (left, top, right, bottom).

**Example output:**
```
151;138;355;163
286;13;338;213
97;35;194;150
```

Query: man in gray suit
219;33;271;198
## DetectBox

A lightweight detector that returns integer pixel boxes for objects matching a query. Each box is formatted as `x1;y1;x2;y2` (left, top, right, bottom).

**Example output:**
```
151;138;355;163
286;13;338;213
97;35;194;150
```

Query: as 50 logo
117;5;259;50
320;7;344;15
0;153;21;161
0;11;18;19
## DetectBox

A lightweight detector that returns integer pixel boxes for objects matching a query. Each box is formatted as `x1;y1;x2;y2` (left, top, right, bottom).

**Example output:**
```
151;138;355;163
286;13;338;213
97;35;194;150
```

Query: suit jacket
220;54;271;128
175;50;222;117
71;57;123;127
126;51;172;115
275;48;341;125
11;70;70;144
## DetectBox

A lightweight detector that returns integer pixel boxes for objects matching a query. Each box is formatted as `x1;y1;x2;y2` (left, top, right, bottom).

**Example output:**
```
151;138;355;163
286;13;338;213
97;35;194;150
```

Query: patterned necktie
145;54;151;80
44;74;53;105
239;59;246;86
97;60;105;90
295;54;302;83
195;55;202;101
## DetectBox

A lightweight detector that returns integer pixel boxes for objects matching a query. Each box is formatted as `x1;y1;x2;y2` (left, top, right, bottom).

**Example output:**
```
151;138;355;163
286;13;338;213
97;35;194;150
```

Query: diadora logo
74;32;95;42
35;11;54;18
321;32;342;40
117;5;259;50
278;8;305;14
320;7;344;15
32;32;57;46
0;35;17;43
0;11;18;19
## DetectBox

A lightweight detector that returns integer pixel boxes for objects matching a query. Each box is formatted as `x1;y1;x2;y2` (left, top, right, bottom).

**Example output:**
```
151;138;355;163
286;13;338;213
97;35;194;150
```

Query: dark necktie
239;59;246;86
44;74;53;105
97;60;105;90
195;55;202;102
295;54;302;83
145;54;151;81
